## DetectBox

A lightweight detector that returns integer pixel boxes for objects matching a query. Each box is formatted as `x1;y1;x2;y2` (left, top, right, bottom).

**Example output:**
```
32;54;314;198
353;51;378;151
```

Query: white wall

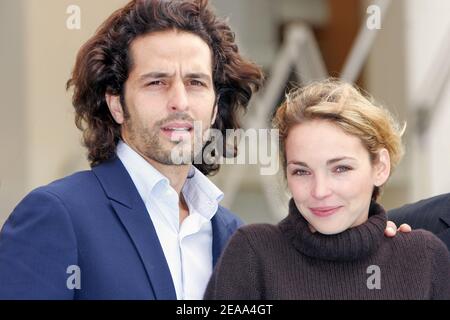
405;0;450;200
364;0;410;209
0;0;27;226
0;0;128;226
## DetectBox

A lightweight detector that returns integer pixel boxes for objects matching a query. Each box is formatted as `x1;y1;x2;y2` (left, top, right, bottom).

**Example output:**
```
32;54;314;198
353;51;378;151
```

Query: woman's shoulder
236;223;282;237
389;228;448;257
231;223;286;247
414;229;449;255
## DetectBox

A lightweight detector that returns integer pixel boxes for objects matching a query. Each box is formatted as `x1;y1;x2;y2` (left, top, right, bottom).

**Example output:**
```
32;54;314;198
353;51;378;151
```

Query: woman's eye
292;169;310;176
335;166;352;173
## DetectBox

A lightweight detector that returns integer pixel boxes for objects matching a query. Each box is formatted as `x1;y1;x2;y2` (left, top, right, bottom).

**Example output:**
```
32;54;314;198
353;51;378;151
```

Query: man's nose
168;82;189;112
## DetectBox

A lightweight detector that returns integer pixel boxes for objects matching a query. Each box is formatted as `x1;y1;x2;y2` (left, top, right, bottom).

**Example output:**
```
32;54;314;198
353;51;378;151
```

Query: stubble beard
125;117;204;166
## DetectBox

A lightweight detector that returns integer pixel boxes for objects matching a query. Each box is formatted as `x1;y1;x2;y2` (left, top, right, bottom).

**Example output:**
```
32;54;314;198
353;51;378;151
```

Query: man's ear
105;93;125;124
373;148;391;187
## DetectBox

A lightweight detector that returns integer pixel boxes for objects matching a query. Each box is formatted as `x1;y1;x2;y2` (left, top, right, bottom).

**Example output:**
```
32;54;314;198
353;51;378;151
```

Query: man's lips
309;206;342;217
160;122;194;139
161;122;193;131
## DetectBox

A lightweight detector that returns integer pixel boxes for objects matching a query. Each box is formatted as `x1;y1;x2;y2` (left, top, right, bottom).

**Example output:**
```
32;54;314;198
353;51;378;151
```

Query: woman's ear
373;148;391;187
105;93;125;124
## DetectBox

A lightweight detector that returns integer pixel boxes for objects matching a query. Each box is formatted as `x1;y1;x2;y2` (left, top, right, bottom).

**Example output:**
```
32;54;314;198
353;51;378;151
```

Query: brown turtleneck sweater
204;200;450;299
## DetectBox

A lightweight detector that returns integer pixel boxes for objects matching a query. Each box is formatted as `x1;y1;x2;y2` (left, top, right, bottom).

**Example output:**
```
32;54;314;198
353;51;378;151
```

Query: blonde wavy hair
272;78;405;200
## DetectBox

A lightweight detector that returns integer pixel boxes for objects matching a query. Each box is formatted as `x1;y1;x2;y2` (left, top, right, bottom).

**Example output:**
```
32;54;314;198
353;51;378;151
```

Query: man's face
108;29;217;165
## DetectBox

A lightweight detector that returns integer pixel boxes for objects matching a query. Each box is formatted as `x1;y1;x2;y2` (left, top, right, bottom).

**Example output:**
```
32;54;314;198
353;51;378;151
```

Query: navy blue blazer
0;157;243;299
388;193;450;251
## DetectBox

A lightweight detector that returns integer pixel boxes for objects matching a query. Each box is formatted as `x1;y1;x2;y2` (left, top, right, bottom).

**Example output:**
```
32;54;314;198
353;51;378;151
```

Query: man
0;0;261;300
0;0;407;300
389;193;450;251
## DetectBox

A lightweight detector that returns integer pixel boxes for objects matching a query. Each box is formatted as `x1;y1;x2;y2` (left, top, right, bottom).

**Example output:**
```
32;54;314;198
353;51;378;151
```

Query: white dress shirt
116;141;223;300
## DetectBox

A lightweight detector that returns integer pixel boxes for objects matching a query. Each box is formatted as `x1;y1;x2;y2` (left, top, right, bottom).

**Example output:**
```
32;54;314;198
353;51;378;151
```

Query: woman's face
285;119;390;235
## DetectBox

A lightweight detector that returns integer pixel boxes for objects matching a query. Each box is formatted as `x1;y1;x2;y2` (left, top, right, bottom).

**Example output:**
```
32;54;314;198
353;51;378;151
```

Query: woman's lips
309;206;342;217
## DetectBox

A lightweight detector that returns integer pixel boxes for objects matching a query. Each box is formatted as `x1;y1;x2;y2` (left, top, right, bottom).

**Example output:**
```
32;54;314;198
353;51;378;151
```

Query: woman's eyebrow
287;157;357;167
287;161;309;167
326;157;356;165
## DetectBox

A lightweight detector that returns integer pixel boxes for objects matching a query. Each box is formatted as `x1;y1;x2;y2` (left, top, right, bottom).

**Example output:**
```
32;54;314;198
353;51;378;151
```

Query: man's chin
165;146;195;165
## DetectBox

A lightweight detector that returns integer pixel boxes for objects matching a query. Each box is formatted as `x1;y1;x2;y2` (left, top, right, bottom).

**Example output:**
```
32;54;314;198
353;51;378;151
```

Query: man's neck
121;139;192;224
121;139;190;195
124;139;191;226
145;157;190;196
146;158;191;225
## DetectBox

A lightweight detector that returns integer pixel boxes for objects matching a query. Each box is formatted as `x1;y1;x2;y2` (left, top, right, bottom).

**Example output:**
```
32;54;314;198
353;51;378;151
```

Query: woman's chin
310;223;348;235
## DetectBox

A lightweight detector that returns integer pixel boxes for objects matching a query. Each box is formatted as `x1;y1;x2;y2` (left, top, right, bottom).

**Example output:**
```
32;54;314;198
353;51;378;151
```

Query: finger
384;221;397;237
387;220;397;230
398;223;412;233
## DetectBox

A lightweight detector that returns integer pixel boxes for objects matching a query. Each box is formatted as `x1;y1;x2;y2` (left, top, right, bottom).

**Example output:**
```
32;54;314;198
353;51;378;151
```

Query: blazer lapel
436;197;450;250
92;157;177;300
211;208;233;267
437;214;450;251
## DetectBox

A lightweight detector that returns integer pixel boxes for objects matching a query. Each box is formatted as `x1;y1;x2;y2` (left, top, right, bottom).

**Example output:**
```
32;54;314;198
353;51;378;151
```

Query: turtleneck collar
279;199;387;262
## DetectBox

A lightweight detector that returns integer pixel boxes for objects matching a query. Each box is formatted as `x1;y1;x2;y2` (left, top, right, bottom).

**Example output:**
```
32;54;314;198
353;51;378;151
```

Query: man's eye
147;80;164;86
190;80;206;87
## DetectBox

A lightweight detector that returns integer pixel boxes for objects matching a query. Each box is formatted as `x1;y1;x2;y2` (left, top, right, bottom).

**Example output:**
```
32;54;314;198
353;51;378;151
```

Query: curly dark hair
67;0;264;175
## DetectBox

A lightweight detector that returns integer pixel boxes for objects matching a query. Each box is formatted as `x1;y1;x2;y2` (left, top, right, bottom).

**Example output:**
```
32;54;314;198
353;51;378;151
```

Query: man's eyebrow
138;72;212;82
287;157;356;167
138;72;175;81
185;73;212;81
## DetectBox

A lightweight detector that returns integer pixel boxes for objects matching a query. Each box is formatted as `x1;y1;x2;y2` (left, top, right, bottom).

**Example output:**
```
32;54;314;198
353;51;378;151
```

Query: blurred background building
1;0;449;227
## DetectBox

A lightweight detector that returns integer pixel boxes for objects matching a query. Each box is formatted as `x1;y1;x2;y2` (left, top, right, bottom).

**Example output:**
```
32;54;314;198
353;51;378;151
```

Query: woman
204;79;450;299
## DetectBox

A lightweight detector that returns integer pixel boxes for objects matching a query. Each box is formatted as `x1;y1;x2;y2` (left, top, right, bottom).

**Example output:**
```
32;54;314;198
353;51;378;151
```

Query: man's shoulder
39;169;100;199
15;169;107;214
4;170;100;243
388;193;450;225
